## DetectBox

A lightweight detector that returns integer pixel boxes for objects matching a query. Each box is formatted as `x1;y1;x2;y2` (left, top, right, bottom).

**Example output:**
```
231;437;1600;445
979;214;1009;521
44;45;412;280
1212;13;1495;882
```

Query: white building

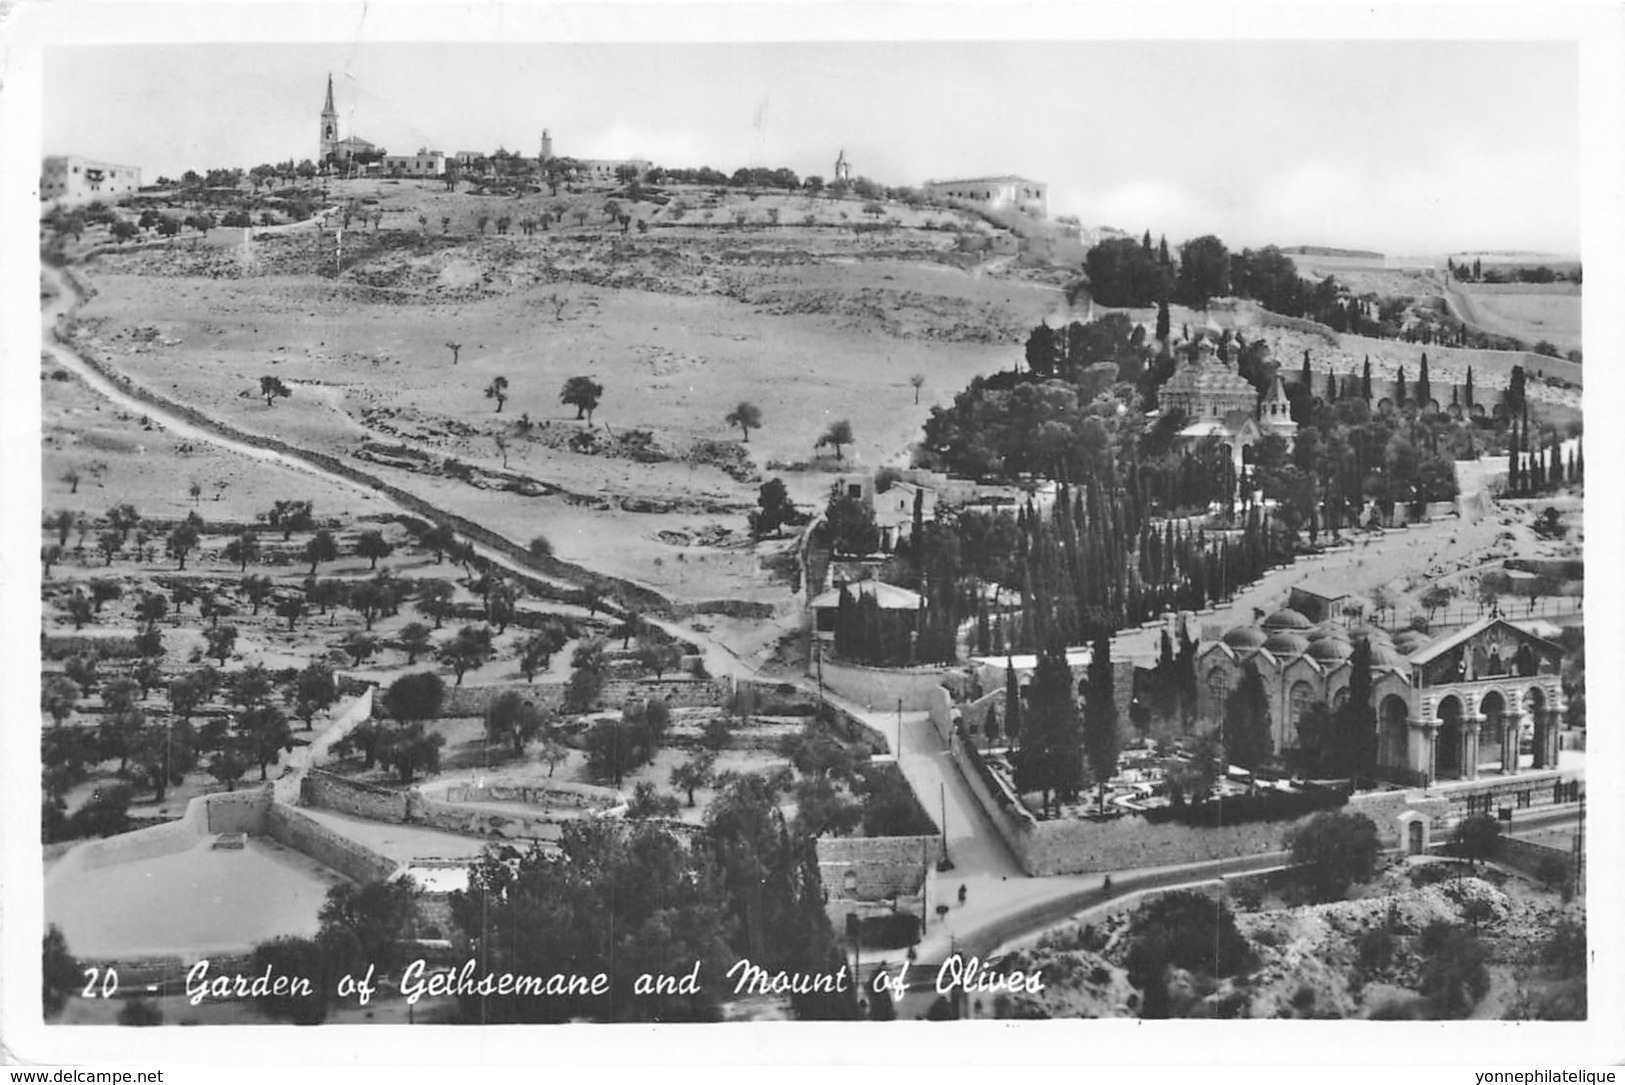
40;156;142;204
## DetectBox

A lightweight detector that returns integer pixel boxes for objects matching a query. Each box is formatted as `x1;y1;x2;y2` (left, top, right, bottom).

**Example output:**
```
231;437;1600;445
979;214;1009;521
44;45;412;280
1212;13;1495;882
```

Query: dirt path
41;263;615;606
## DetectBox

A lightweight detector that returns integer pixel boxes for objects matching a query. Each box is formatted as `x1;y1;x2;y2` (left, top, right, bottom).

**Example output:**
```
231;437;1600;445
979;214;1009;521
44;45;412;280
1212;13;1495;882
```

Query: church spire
323;72;336;114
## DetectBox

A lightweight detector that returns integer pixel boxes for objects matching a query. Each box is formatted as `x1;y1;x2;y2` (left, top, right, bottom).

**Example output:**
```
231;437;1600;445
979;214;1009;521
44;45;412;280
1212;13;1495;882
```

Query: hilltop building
40;156;142;203
381;150;446;176
922;175;1047;218
833;149;852;183
319;74;379;165
1196;613;1568;783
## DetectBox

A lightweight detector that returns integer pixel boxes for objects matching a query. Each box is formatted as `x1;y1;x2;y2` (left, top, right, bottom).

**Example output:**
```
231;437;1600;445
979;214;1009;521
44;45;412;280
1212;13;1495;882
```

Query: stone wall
441;780;619;810
438;681;567;718
817;835;937;901
264;803;400;884
42;631;140;660
204;785;275;833
1498;834;1574;881
301;770;410;821
407;794;568;843
600;676;733;708
817;658;958;711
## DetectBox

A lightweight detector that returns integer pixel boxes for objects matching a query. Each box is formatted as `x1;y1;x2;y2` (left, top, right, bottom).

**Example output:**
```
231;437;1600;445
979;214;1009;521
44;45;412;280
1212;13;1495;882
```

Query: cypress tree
1221;663;1273;774
1395;364;1407;406
1465;366;1475;407
1417;353;1431;408
1083;632;1120;814
1155;296;1171;343
1004;660;1023;747
1325;368;1337;403
1142;229;1153;254
1300;350;1313;393
1158;235;1170;265
1361;356;1372;402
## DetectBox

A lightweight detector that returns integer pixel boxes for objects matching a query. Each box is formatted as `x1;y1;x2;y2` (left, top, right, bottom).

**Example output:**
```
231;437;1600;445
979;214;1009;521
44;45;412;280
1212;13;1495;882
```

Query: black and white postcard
3;0;1621;1073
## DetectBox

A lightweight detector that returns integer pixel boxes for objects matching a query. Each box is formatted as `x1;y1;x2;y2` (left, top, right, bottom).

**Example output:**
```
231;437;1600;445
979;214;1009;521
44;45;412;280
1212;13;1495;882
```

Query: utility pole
896;698;903;758
939;781;952;868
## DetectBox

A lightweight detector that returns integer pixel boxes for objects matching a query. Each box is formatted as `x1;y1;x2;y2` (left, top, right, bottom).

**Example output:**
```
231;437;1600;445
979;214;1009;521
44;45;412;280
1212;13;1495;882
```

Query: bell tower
320;73;339;162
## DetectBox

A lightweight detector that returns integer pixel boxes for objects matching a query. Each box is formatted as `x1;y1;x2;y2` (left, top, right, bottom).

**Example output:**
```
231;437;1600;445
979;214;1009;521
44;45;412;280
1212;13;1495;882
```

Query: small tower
540;128;553;162
320;73;339;163
1260;372;1298;446
833;149;851;182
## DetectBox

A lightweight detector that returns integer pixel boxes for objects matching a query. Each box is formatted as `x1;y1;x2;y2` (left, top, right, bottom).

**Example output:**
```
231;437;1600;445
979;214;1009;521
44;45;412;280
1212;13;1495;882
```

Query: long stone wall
265;803;400;884
438;681;567;718
42;631;141;659
441;780;619;810
301;770;410;821
408;794;568;843
817;658;958;711
600;676;733;708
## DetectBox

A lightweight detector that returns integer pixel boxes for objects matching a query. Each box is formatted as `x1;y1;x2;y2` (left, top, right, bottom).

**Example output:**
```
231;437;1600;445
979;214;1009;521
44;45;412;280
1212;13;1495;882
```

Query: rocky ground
981;857;1584;1020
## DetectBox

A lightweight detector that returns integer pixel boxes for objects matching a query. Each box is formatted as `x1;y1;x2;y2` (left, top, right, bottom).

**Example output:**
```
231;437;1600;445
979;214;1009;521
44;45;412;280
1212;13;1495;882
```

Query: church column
1407;718;1435;786
1463;719;1481;781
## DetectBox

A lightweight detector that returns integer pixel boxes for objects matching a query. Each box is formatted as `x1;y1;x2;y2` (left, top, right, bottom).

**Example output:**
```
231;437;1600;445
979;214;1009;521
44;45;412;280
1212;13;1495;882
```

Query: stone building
1195;611;1567;783
833;149;852;183
1161;337;1296;474
40;156;142;203
381;151;447;176
922;175;1047;217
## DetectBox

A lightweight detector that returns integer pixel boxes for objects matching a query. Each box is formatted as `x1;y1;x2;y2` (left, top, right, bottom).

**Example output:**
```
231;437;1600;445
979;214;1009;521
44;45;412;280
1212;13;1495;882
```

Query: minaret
540;128;553;162
320;73;339;162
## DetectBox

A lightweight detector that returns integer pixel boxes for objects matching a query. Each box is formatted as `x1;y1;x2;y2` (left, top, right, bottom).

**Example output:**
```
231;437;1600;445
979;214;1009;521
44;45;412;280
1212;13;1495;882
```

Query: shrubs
1284;810;1381;902
1144;781;1348;829
1416;921;1490;1017
1123;891;1253;1020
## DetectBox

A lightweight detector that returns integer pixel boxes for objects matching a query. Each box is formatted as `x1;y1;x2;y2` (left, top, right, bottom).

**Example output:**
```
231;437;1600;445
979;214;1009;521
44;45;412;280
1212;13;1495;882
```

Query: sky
42;38;1579;262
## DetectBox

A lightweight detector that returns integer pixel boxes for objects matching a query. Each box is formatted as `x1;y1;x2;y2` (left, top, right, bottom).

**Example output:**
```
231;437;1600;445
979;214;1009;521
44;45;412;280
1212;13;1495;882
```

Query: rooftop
809;580;924;611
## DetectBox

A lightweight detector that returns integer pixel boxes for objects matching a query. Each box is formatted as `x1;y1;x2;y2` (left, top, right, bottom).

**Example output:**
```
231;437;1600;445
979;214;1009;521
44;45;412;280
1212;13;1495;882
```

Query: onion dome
1392;630;1434;655
1347;624;1394;645
1367;643;1408;669
1222;625;1267;650
1262;607;1314;632
1306;637;1354;663
1262;631;1310;657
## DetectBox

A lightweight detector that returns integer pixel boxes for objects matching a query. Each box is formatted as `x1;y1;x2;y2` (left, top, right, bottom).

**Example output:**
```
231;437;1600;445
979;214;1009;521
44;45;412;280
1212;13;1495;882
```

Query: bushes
1143;782;1348;829
1416;921;1490;1017
1285;810;1382;903
1123;891;1254;1019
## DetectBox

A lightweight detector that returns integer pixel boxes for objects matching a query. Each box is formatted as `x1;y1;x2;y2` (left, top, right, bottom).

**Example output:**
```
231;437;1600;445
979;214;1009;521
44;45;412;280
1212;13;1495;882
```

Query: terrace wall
301;770;410;822
600;676;733;708
438;681;566;718
441;780;619;810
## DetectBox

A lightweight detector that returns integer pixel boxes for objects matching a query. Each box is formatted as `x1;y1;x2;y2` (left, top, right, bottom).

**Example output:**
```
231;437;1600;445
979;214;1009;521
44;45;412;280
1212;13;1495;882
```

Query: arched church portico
1417;677;1564;780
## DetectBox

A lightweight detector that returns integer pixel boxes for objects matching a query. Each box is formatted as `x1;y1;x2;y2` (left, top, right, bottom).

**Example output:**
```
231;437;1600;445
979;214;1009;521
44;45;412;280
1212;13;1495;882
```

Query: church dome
1307;637;1354;662
1347;624;1394;645
1367;643;1408;670
1392;630;1434;655
1262;607;1314;632
1222;626;1267;650
1307;623;1350;642
1262;631;1310;657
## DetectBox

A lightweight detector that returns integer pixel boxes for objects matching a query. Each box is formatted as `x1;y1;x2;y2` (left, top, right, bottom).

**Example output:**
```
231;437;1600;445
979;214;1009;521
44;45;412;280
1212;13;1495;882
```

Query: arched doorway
1525;686;1547;769
1379;695;1409;773
1435;695;1464;780
1480;690;1508;773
